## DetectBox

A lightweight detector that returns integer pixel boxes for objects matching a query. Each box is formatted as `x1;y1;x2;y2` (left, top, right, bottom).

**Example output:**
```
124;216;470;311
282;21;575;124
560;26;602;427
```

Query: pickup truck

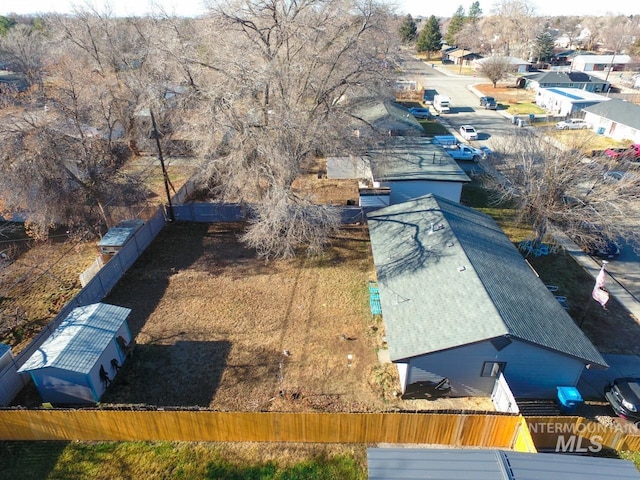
441;144;489;162
605;144;640;159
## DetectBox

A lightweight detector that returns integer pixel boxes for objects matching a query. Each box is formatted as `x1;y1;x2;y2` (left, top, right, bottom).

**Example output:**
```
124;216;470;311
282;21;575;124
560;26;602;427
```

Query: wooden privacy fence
526;416;640;452
0;410;527;447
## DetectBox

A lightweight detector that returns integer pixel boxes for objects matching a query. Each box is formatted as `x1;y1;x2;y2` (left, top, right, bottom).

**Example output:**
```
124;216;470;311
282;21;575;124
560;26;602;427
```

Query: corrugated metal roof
368;448;510;479
97;227;138;248
582;98;640;131
366;194;607;367
505;450;640;480
367;448;640;480
18;303;131;374
368;137;471;183
0;343;10;357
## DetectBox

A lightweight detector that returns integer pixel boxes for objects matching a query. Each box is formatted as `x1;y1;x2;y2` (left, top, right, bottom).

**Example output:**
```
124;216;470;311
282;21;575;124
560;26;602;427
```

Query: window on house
481;361;506;377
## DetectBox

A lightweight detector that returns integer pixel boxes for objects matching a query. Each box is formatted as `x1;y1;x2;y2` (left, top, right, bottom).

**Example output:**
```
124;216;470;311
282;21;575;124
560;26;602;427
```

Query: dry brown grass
475;83;536;105
95;222;494;413
101;222;391;411
0;233;96;352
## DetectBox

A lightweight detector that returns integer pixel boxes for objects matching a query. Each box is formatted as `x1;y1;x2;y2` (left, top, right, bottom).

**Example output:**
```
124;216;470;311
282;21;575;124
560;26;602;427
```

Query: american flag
592;263;609;309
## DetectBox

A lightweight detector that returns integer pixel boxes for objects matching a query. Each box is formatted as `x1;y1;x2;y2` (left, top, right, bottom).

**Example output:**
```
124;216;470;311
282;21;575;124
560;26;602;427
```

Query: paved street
399;52;640;304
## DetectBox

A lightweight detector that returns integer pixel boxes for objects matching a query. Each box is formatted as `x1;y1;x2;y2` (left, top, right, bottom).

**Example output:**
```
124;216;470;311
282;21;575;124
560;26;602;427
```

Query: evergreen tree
445;6;466;45
399;14;418;44
533;30;555;63
416;15;443;59
0;16;16;36
468;1;482;23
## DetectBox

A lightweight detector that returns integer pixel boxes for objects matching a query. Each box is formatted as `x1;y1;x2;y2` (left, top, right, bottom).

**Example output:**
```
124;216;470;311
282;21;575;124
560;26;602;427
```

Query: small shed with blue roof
18;303;133;404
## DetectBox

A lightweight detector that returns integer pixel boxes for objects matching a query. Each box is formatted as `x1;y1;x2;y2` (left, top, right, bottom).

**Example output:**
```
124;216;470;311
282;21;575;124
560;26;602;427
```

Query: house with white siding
367;194;607;399
571;54;631;73
582;98;640;144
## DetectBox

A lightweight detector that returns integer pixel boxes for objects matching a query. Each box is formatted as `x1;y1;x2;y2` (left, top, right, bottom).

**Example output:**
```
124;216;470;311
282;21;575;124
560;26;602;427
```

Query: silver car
556;119;589;130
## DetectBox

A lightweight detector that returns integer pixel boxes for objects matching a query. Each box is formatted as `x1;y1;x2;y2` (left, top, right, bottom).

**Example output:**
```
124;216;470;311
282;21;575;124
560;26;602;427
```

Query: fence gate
491;373;519;414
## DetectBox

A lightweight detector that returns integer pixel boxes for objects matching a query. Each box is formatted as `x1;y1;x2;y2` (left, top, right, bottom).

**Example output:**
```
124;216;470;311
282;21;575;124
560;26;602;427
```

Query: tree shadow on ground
102;340;231;407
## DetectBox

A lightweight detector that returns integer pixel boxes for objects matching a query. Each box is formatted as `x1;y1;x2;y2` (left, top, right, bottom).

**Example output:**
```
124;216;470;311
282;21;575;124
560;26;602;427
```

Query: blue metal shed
17;303;133;404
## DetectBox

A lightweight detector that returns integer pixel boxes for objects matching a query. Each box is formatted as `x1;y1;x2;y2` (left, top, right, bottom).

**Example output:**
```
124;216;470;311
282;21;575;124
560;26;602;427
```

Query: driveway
579;354;640;400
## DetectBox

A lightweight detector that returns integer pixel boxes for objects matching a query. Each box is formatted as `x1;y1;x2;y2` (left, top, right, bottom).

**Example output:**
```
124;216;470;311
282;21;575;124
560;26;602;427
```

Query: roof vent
457;266;466;272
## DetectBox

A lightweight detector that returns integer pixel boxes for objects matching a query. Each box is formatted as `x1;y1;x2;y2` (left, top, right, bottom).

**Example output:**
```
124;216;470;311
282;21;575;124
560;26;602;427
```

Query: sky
0;0;638;18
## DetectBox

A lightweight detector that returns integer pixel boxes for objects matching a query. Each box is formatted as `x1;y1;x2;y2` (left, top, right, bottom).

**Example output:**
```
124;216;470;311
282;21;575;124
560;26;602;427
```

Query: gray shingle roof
523;71;604;85
351;98;425;136
582;98;640;130
367;448;640;480
366;194;606;367
18;303;131;374
368;137;470;183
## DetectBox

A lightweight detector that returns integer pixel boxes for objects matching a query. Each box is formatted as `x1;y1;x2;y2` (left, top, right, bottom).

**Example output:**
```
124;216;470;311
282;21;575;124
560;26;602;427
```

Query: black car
605;378;640;422
479;96;496;107
571;224;621;259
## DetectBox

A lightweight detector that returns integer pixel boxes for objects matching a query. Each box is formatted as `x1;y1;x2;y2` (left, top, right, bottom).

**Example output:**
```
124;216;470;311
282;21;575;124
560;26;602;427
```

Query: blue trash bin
557;386;583;414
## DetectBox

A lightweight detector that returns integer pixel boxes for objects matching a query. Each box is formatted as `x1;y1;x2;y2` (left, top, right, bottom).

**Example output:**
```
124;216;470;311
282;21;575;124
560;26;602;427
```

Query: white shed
17;303;133;405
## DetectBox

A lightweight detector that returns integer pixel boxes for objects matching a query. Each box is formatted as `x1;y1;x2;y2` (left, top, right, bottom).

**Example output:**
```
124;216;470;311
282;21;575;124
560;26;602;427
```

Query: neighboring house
367;448;640;480
350;98;425;138
17;303;133;404
442;48;482;67
366;137;470;205
535;87;610;117
572;54;631;72
473;56;531;73
582;98;640;143
367;194;607;399
522;71;610;93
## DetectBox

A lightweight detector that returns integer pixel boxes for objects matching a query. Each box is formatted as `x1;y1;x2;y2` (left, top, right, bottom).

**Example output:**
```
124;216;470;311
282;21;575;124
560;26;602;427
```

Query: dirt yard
474;82;536;105
90;222;493;413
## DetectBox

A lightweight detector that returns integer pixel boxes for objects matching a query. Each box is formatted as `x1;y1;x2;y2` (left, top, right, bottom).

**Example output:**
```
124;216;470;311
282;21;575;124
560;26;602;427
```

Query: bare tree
0;40;150;240
600;15;640;81
485;130;640;252
478;56;515;87
485;0;537;58
181;0;396;258
0;23;46;89
551;16;583;50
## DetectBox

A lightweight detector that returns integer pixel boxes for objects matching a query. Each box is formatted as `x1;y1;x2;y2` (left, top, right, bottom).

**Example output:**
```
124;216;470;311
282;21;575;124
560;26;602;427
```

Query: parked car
408;107;431;119
571;226;621;259
459;125;478;141
479;96;495;107
605;378;640;423
556;119;589;130
484;99;498;110
605;144;640;160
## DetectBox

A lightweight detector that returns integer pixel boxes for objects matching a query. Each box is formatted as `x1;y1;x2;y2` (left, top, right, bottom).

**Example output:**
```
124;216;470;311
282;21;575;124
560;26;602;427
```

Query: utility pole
604;51;616;83
149;109;175;222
